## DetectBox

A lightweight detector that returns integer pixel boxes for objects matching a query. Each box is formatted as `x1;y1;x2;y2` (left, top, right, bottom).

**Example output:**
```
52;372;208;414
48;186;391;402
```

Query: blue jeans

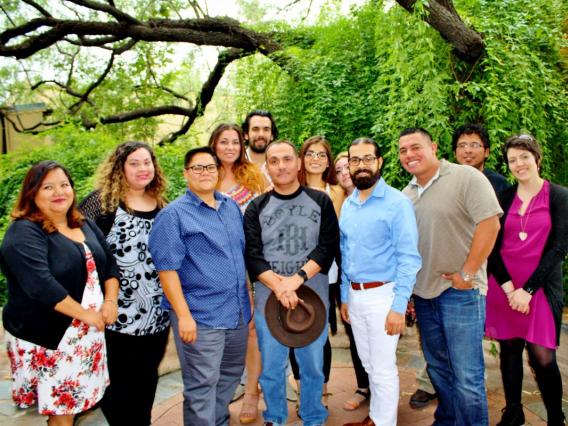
414;287;488;426
255;311;328;426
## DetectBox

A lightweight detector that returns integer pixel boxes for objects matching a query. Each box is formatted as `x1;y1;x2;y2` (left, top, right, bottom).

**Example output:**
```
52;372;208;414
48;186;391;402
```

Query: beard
248;138;268;154
352;168;381;190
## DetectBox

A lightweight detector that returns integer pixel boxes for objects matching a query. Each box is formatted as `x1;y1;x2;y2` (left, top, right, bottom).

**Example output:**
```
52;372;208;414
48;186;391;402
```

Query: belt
350;281;387;290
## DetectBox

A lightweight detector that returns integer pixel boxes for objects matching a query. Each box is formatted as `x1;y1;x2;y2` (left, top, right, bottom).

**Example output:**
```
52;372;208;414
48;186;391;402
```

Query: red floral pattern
4;243;109;415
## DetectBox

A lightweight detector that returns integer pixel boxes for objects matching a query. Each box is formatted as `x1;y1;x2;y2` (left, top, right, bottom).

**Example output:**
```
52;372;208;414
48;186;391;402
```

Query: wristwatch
297;269;308;283
460;271;477;283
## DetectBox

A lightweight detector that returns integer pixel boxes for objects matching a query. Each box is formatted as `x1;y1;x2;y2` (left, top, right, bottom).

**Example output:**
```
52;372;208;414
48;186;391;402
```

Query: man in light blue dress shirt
340;138;421;426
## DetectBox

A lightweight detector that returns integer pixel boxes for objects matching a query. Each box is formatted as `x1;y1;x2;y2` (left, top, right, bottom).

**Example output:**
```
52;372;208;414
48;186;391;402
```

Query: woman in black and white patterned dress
81;141;169;425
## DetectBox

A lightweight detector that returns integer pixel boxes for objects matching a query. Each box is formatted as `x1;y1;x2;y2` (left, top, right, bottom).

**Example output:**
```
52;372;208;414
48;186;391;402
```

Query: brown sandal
239;393;259;424
343;389;370;411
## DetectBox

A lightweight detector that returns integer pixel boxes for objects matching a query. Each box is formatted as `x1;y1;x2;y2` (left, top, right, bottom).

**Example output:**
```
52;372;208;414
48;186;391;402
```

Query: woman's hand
82;310;105;331
101;300;118;325
508;288;532;315
178;314;198;344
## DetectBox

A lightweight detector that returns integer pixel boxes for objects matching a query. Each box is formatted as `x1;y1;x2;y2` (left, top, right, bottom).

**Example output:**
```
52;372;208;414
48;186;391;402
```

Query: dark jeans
414;288;488;426
101;327;169;425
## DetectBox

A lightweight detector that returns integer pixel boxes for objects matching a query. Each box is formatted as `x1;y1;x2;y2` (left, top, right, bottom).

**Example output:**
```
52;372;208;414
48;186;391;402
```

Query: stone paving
1;317;567;425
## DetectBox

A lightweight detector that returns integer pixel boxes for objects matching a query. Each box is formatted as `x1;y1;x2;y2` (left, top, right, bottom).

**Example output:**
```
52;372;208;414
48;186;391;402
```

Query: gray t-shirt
403;160;503;299
244;186;339;313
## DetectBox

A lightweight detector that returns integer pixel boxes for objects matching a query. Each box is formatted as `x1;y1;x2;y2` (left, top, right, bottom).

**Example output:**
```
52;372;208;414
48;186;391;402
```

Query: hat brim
265;285;327;348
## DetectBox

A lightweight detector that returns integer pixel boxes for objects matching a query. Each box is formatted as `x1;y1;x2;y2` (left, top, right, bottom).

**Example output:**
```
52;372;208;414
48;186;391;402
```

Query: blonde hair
96;141;167;213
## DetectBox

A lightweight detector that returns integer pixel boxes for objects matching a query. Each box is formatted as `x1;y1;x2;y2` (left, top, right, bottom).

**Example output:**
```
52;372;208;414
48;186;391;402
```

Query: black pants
499;338;564;425
101;328;169;425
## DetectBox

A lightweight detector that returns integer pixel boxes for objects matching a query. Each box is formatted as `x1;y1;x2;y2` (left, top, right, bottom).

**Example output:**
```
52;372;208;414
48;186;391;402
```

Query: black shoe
409;389;437;409
496;404;525;426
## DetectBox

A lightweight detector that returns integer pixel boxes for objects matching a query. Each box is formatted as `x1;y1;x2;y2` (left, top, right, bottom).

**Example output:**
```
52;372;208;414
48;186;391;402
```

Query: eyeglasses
456;142;484;150
348;155;377;166
335;165;349;175
304;151;328;160
185;164;218;174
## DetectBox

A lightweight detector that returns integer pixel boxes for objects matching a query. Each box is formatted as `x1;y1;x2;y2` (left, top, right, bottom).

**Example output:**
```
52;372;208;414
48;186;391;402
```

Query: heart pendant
519;232;528;241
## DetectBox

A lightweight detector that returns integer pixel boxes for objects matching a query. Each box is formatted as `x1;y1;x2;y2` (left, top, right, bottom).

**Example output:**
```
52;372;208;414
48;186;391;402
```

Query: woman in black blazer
0;160;119;426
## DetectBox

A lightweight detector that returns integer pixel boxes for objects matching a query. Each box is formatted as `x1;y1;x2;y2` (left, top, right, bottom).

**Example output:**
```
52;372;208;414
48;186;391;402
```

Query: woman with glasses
208;123;266;424
288;136;344;411
80;141;170;425
486;135;568;426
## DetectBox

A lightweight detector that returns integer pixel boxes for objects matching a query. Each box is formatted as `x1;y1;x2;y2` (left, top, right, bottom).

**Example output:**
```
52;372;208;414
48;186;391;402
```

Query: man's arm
158;270;197;344
244;197;272;281
442;215;501;288
386;198;422;335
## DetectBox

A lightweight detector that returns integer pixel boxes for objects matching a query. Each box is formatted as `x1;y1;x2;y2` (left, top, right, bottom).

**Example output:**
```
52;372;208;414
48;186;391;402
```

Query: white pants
348;283;400;426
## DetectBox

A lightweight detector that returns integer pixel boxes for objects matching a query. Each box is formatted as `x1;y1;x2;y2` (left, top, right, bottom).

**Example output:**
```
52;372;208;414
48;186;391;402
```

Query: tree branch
160;48;254;144
65;0;140;25
69;52;115;113
1;17;281;59
395;0;484;62
22;0;53;17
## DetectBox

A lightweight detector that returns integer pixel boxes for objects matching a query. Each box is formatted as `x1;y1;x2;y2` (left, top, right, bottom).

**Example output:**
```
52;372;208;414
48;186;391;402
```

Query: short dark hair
399;127;433;142
452;124;490;151
349;137;382;159
242;110;279;140
503;134;542;166
184;146;218;168
265;139;298;156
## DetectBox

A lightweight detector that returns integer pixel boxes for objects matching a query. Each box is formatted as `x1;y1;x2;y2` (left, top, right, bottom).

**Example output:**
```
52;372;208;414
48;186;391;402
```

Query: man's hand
178;314;198;343
442;272;473;290
509;288;531;315
278;290;300;309
340;303;350;324
278;274;304;295
385;310;405;336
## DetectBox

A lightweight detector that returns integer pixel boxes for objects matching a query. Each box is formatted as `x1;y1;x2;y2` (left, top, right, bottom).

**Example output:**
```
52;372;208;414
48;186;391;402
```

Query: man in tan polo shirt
398;127;502;426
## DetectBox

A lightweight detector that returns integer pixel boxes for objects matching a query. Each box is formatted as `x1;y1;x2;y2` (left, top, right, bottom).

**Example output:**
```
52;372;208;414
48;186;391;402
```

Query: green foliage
233;5;380;154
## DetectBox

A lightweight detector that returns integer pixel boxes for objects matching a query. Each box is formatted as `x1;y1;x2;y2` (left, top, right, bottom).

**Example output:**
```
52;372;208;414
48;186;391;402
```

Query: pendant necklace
518;197;535;241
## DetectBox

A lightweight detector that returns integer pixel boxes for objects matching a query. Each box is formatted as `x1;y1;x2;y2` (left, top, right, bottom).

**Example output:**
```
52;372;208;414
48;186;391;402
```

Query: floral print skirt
5;243;109;416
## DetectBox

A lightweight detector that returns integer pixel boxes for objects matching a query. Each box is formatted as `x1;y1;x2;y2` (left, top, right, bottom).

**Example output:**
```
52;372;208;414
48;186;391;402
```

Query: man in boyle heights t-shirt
244;140;338;426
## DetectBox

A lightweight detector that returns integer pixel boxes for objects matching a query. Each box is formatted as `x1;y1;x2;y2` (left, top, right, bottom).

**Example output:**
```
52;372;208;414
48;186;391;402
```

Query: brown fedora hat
265;285;327;348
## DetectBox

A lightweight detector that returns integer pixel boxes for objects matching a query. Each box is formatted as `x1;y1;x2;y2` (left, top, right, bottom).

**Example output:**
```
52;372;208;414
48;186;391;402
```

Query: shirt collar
349;177;387;205
185;189;226;208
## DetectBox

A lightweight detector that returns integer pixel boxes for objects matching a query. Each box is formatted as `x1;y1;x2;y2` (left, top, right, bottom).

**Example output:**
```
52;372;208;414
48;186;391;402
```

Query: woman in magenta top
486;134;568;426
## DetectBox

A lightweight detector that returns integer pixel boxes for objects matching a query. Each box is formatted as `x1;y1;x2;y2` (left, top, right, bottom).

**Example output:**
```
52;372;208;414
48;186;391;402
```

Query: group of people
0;109;566;426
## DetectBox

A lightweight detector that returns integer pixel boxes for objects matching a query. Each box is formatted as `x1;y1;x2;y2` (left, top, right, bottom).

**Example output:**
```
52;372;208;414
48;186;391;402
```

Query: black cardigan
0;219;120;349
488;182;568;345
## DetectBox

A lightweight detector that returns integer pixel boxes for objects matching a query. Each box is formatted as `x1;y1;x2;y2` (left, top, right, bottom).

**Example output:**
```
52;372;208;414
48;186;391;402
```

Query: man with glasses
398;128;502;426
244;140;338;426
453;123;510;194
149;146;251;426
339;138;421;426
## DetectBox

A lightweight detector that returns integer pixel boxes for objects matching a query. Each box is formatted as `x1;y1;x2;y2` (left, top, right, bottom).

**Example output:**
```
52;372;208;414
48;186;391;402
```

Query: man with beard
339;138;422;426
242;110;279;183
